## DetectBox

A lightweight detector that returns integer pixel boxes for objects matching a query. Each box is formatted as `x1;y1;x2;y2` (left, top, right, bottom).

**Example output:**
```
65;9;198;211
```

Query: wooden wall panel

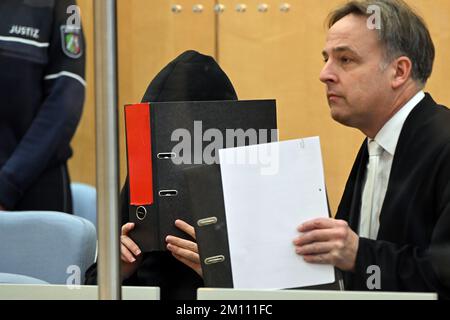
68;0;96;186
412;0;450;105
117;0;216;184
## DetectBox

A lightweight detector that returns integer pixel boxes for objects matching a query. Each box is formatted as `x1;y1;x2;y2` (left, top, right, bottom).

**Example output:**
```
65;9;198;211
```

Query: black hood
141;50;238;103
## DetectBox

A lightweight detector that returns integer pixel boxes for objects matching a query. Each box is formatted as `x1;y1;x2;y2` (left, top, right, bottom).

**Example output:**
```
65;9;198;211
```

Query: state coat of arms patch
60;25;83;59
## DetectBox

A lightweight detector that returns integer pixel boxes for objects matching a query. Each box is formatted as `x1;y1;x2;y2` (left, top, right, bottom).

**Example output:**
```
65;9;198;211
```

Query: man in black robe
293;0;450;298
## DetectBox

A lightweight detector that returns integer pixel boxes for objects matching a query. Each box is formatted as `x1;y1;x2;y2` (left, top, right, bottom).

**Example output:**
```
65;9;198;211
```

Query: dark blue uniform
0;0;85;212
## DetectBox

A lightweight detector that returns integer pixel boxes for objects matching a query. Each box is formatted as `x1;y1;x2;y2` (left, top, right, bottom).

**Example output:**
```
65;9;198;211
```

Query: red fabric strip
125;103;154;205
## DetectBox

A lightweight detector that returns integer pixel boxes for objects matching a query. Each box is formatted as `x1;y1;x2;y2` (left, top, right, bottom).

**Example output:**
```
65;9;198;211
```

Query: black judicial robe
336;93;450;298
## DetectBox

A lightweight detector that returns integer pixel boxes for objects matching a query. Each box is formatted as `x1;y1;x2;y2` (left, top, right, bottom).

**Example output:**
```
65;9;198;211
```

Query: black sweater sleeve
0;0;85;209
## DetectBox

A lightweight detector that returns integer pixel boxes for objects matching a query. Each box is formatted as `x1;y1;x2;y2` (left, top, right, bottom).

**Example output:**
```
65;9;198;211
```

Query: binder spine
125;103;154;206
125;103;160;250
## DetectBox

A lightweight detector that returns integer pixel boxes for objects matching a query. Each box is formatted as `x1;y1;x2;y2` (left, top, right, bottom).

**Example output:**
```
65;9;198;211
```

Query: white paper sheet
218;137;335;289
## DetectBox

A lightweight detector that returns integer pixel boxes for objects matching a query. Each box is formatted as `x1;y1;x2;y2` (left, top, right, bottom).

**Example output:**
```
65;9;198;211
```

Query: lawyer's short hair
327;0;435;85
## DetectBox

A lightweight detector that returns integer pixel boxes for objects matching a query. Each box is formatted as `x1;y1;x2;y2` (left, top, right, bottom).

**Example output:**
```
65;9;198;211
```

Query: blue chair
71;182;97;229
0;211;96;284
0;273;49;284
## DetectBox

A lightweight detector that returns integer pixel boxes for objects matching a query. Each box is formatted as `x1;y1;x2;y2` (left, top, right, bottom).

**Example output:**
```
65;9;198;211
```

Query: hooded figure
85;50;238;300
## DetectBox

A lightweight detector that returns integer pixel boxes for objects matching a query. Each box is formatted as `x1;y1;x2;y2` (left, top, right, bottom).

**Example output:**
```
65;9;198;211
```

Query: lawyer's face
319;14;393;132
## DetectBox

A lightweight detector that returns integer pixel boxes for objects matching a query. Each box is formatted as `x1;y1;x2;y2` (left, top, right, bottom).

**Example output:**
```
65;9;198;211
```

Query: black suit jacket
336;93;450;298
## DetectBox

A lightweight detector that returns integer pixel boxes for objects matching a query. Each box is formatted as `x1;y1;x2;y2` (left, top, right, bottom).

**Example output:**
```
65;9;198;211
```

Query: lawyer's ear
390;56;413;89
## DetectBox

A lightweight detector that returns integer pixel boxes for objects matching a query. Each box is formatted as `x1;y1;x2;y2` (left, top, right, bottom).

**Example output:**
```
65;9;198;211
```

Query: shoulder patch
60;25;83;59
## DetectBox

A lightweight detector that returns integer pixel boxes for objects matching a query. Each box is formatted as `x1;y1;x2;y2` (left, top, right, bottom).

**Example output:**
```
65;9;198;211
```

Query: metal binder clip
205;255;225;265
157;152;176;160
158;190;178;197
136;206;147;221
197;217;218;227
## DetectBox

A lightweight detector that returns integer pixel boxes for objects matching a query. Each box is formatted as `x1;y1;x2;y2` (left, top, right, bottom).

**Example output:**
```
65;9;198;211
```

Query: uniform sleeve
0;0;85;209
349;143;450;299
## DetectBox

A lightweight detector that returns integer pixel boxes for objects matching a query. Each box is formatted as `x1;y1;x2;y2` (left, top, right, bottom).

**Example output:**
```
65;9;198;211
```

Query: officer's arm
0;0;85;209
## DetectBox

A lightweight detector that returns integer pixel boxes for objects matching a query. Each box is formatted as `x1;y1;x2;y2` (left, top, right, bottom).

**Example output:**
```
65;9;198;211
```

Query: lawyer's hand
120;222;143;280
166;219;203;278
293;218;359;272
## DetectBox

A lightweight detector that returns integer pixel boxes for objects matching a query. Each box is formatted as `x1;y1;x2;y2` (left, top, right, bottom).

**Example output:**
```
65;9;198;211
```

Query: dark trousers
15;164;73;214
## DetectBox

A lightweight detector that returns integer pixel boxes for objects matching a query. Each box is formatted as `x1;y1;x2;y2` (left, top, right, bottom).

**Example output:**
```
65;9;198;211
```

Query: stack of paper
218;137;335;289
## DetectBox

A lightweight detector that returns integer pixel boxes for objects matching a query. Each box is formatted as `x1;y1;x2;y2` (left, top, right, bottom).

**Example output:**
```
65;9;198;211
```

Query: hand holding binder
165;219;202;277
185;138;341;289
124;99;277;252
120;222;143;281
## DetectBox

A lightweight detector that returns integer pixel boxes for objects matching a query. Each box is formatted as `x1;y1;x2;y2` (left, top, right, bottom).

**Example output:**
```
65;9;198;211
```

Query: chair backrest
71;182;97;229
0;273;49;285
0;211;96;285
